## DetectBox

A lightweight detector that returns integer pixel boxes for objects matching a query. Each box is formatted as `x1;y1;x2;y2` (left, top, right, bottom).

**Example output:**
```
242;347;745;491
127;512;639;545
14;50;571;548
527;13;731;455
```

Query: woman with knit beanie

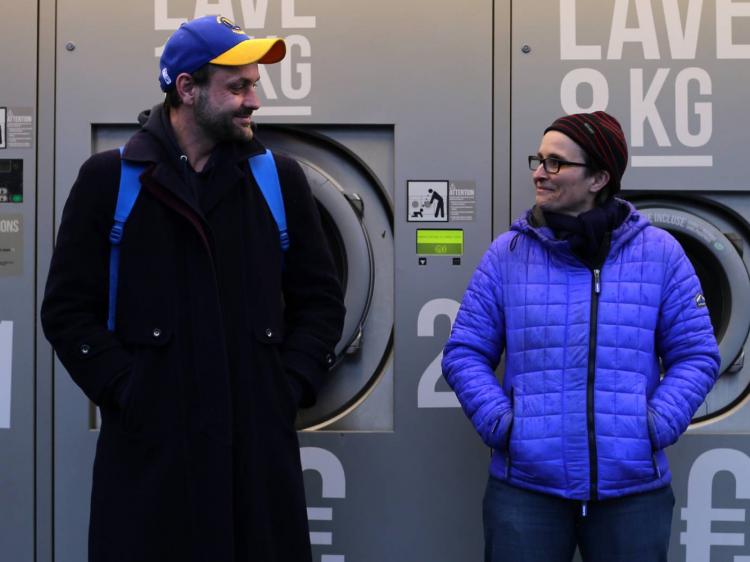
442;111;720;561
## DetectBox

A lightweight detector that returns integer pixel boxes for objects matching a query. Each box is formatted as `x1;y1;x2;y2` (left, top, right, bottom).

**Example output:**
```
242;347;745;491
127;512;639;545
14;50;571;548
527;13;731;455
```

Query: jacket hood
123;104;265;166
511;198;650;259
120;104;268;216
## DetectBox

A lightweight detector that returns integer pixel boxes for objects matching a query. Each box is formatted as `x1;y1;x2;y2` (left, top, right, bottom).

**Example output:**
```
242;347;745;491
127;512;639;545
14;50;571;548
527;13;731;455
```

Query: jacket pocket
609;375;659;484
116;325;174;436
646;400;664;478
505;387;515;478
651;452;662;478
253;332;298;426
252;291;283;345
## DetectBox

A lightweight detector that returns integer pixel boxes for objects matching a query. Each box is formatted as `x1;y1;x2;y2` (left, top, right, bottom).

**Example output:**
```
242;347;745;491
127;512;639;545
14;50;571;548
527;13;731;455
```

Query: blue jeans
483;477;674;562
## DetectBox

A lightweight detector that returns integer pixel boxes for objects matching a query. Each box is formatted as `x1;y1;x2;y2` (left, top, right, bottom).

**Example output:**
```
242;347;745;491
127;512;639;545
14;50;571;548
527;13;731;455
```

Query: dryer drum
257;125;394;430
636;204;750;422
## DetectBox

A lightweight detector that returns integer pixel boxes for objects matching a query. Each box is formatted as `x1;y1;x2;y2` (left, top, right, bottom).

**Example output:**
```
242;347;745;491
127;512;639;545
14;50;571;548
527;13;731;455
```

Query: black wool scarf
542;198;629;268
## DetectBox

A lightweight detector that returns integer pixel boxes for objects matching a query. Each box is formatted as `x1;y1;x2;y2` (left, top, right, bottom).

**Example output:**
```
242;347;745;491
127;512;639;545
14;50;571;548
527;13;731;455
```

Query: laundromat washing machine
41;1;496;561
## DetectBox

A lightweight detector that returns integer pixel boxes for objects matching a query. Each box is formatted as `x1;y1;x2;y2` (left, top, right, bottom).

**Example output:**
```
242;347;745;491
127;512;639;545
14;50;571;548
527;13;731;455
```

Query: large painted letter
302;448;346;558
681;448;750;562
417;298;460;408
560;0;601;60
675;67;712;147
630;68;671;147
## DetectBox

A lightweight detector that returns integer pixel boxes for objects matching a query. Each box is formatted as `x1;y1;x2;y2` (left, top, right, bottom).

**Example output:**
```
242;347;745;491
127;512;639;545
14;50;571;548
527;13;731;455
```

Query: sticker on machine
0;108;6;149
0;320;12;429
407;180;448;222
4;108;33;149
0;214;22;276
448;181;476;221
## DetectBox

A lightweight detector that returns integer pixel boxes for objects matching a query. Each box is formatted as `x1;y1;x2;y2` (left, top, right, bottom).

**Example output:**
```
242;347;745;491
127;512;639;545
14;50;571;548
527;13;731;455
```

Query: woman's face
532;131;606;216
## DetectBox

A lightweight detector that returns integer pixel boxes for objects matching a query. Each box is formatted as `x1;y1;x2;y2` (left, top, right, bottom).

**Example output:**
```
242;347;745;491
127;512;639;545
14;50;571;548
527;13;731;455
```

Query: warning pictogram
407;181;448;222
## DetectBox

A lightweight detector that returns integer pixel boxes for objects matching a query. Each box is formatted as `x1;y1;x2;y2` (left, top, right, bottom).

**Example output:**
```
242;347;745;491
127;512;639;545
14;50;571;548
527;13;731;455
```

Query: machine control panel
0;159;23;203
416;229;464;256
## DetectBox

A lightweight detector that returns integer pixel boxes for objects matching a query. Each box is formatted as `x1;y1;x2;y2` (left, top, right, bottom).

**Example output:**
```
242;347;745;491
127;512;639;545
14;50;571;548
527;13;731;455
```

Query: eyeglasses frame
528;155;589;174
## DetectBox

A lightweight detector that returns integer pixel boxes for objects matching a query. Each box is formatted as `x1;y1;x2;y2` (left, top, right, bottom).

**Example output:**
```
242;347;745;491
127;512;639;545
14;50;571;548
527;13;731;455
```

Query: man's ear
589;169;610;194
174;73;198;106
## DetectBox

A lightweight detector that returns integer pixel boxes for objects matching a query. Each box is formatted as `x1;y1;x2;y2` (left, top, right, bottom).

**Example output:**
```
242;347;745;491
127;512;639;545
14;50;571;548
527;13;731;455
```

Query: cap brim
210;38;286;66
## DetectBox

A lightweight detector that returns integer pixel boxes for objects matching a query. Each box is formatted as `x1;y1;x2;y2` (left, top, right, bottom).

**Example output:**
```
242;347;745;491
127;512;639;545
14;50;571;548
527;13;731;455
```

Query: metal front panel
0;1;37;561
55;1;494;561
511;0;750;219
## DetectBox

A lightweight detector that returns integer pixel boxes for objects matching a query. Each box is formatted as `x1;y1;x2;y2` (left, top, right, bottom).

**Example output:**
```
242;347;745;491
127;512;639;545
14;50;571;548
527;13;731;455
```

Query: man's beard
194;89;254;143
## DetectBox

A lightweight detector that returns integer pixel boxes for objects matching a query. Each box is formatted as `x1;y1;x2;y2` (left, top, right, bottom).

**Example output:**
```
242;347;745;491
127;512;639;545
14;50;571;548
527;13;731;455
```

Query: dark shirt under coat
41;104;346;562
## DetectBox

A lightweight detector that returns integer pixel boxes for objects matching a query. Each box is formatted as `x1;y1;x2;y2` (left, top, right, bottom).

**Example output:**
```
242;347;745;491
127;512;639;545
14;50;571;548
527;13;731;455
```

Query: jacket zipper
587;268;601;501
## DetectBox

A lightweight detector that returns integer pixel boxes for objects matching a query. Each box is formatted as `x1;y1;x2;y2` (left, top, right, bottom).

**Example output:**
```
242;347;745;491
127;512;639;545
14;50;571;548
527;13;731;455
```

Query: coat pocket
505;387;515;478
253;337;299;427
601;374;658;485
116;325;174;436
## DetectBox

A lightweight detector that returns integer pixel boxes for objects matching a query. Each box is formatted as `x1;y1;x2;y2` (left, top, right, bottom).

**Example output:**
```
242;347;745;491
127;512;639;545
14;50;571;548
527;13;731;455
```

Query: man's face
532;131;599;217
193;63;261;143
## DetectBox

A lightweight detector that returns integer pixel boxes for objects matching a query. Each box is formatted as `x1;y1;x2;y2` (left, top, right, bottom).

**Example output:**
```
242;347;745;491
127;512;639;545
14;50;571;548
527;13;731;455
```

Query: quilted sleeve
442;239;513;450
649;238;721;450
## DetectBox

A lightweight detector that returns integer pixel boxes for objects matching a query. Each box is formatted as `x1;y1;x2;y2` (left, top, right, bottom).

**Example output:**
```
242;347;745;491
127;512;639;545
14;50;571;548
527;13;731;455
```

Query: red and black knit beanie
544;111;628;194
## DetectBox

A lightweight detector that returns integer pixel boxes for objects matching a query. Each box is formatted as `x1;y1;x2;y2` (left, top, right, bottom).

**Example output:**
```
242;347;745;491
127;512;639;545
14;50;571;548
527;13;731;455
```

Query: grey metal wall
0;2;38;561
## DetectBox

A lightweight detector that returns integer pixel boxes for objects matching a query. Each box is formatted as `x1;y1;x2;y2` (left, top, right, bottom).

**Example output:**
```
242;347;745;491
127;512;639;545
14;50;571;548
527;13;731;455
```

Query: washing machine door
630;196;750;421
257;125;394;430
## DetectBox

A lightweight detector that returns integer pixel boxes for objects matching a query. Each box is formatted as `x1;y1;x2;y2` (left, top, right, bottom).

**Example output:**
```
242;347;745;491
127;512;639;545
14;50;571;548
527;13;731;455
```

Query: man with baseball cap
443;111;719;561
42;15;345;562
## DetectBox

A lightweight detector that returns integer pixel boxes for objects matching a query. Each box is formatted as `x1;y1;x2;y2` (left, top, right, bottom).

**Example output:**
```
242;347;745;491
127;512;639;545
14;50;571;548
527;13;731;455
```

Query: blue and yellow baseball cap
159;15;286;91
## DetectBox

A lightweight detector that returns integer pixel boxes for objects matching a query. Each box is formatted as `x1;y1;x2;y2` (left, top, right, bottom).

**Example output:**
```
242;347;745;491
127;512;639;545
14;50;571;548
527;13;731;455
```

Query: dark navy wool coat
42;105;345;562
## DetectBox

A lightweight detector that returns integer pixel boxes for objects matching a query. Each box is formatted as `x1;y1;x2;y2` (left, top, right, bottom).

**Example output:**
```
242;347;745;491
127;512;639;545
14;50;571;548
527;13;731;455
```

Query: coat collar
122;104;266;215
511;198;649;262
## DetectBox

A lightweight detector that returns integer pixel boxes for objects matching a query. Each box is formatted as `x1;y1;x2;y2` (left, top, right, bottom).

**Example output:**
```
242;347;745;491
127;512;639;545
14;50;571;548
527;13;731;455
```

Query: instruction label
448;181;476;221
407;181;448;222
5;108;33;149
0;214;22;276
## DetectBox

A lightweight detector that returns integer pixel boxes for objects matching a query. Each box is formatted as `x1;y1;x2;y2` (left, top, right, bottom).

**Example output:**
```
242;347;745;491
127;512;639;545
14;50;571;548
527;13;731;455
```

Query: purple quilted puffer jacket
442;199;720;500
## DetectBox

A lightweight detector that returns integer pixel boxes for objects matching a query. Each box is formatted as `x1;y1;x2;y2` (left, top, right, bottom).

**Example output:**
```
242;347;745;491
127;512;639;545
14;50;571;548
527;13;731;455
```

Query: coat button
80;344;91;355
152;328;162;338
326;354;334;365
265;328;273;338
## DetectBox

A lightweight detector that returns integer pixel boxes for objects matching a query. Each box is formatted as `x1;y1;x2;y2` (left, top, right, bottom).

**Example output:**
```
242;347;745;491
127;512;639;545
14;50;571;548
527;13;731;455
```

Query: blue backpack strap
249;149;289;252
108;147;146;331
